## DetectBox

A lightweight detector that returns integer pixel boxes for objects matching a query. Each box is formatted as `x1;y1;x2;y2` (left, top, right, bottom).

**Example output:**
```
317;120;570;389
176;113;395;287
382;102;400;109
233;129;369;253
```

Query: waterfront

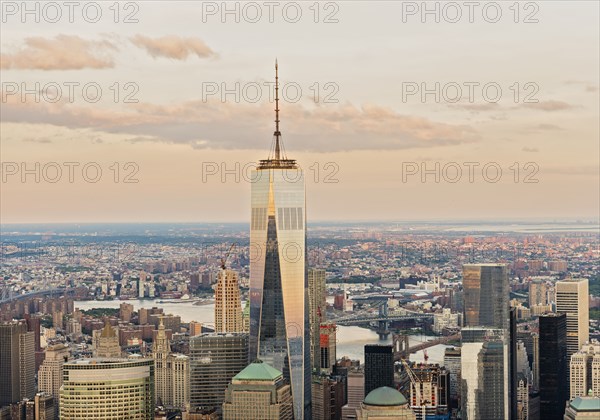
74;299;451;364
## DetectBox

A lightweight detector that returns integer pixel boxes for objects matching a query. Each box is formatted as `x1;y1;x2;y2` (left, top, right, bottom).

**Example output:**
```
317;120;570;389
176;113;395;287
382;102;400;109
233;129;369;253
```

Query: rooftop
233;360;282;382
364;386;407;407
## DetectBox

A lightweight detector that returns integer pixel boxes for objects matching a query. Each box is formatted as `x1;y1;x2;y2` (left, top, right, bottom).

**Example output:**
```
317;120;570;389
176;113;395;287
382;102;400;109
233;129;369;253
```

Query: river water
75;299;450;364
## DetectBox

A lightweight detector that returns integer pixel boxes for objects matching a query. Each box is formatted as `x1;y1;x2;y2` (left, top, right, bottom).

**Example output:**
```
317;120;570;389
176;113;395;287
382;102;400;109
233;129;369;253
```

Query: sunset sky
1;1;598;223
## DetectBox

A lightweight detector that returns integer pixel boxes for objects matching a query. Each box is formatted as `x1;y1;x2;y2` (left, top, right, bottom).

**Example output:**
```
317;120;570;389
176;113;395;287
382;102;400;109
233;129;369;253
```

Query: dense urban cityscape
1;1;599;419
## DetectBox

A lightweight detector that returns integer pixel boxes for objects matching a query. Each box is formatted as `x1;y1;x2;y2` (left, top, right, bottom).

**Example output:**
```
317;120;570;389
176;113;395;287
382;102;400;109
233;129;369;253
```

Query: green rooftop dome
364;386;407;406
569;396;600;412
233;360;282;382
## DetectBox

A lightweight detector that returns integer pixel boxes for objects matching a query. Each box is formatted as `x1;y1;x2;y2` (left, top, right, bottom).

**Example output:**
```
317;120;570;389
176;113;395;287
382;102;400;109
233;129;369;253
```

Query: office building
0;321;35;406
570;341;600;398
355;387;416;420
443;347;461;410
342;371;365;420
529;280;548;307
249;62;311;419
319;323;337;373
59;358;154;419
38;343;68;417
311;374;344;420
222;360;293;419
215;269;243;333
461;327;506;420
407;363;450;420
154;318;190;409
556;279;590;361
94;320;121;358
364;345;393;395
539;313;568;420
461;264;510;419
189;333;248;413
516;374;528;420
309;268;327;370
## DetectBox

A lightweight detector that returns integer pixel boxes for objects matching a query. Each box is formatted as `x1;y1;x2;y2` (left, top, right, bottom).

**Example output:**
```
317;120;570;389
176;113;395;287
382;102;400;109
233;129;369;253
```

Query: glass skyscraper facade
249;62;311;419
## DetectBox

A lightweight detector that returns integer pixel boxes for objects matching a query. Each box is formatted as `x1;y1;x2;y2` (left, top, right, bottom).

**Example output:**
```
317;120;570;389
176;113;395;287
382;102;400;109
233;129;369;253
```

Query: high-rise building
406;363;450;420
461;264;510;419
556;278;590;361
516;374;528;420
355;387;416;420
309;268;327;370
342;370;365;420
364;345;393;395
443;347;461;410
0;320;35;406
460;327;507;420
222;360;293;420
529;280;548;307
311;374;344;420
319;323;337;373
538;313;568;420
189;321;203;337
154;318;190;409
463;263;509;330
94;320;121;358
570;340;600;398
59;357;154;419
119;302;134;322
189;333;248;413
38;343;68;417
214;269;242;333
249;61;311;419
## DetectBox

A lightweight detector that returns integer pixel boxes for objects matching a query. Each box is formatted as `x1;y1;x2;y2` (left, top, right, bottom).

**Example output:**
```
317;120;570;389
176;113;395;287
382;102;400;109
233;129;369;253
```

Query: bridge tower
376;300;390;339
393;333;410;359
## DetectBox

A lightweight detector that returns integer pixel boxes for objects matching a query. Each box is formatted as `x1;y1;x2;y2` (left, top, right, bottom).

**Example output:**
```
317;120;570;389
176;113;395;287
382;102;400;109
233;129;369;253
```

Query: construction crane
220;243;236;270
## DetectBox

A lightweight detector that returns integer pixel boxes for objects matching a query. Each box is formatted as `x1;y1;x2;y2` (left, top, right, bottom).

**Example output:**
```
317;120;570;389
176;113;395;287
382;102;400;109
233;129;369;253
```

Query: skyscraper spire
274;59;281;161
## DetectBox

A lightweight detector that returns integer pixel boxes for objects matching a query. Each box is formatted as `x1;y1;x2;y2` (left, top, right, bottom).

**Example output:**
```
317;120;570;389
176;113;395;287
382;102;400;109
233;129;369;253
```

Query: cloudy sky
1;1;598;223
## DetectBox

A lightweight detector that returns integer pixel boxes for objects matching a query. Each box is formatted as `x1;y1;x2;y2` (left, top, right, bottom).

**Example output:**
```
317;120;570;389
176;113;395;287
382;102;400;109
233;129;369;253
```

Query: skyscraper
249;61;311;419
460;327;506;420
570;340;600;398
341;370;365;420
222;360;293;420
461;264;510;419
154;318;190;409
94;319;121;358
556;278;590;361
189;333;248;413
538;313;568;420
309;268;327;370
319;323;337;373
529;279;548;307
0;320;34;406
215;269;243;333
463;264;509;330
38;343;69;417
59;357;154;419
364;345;394;395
